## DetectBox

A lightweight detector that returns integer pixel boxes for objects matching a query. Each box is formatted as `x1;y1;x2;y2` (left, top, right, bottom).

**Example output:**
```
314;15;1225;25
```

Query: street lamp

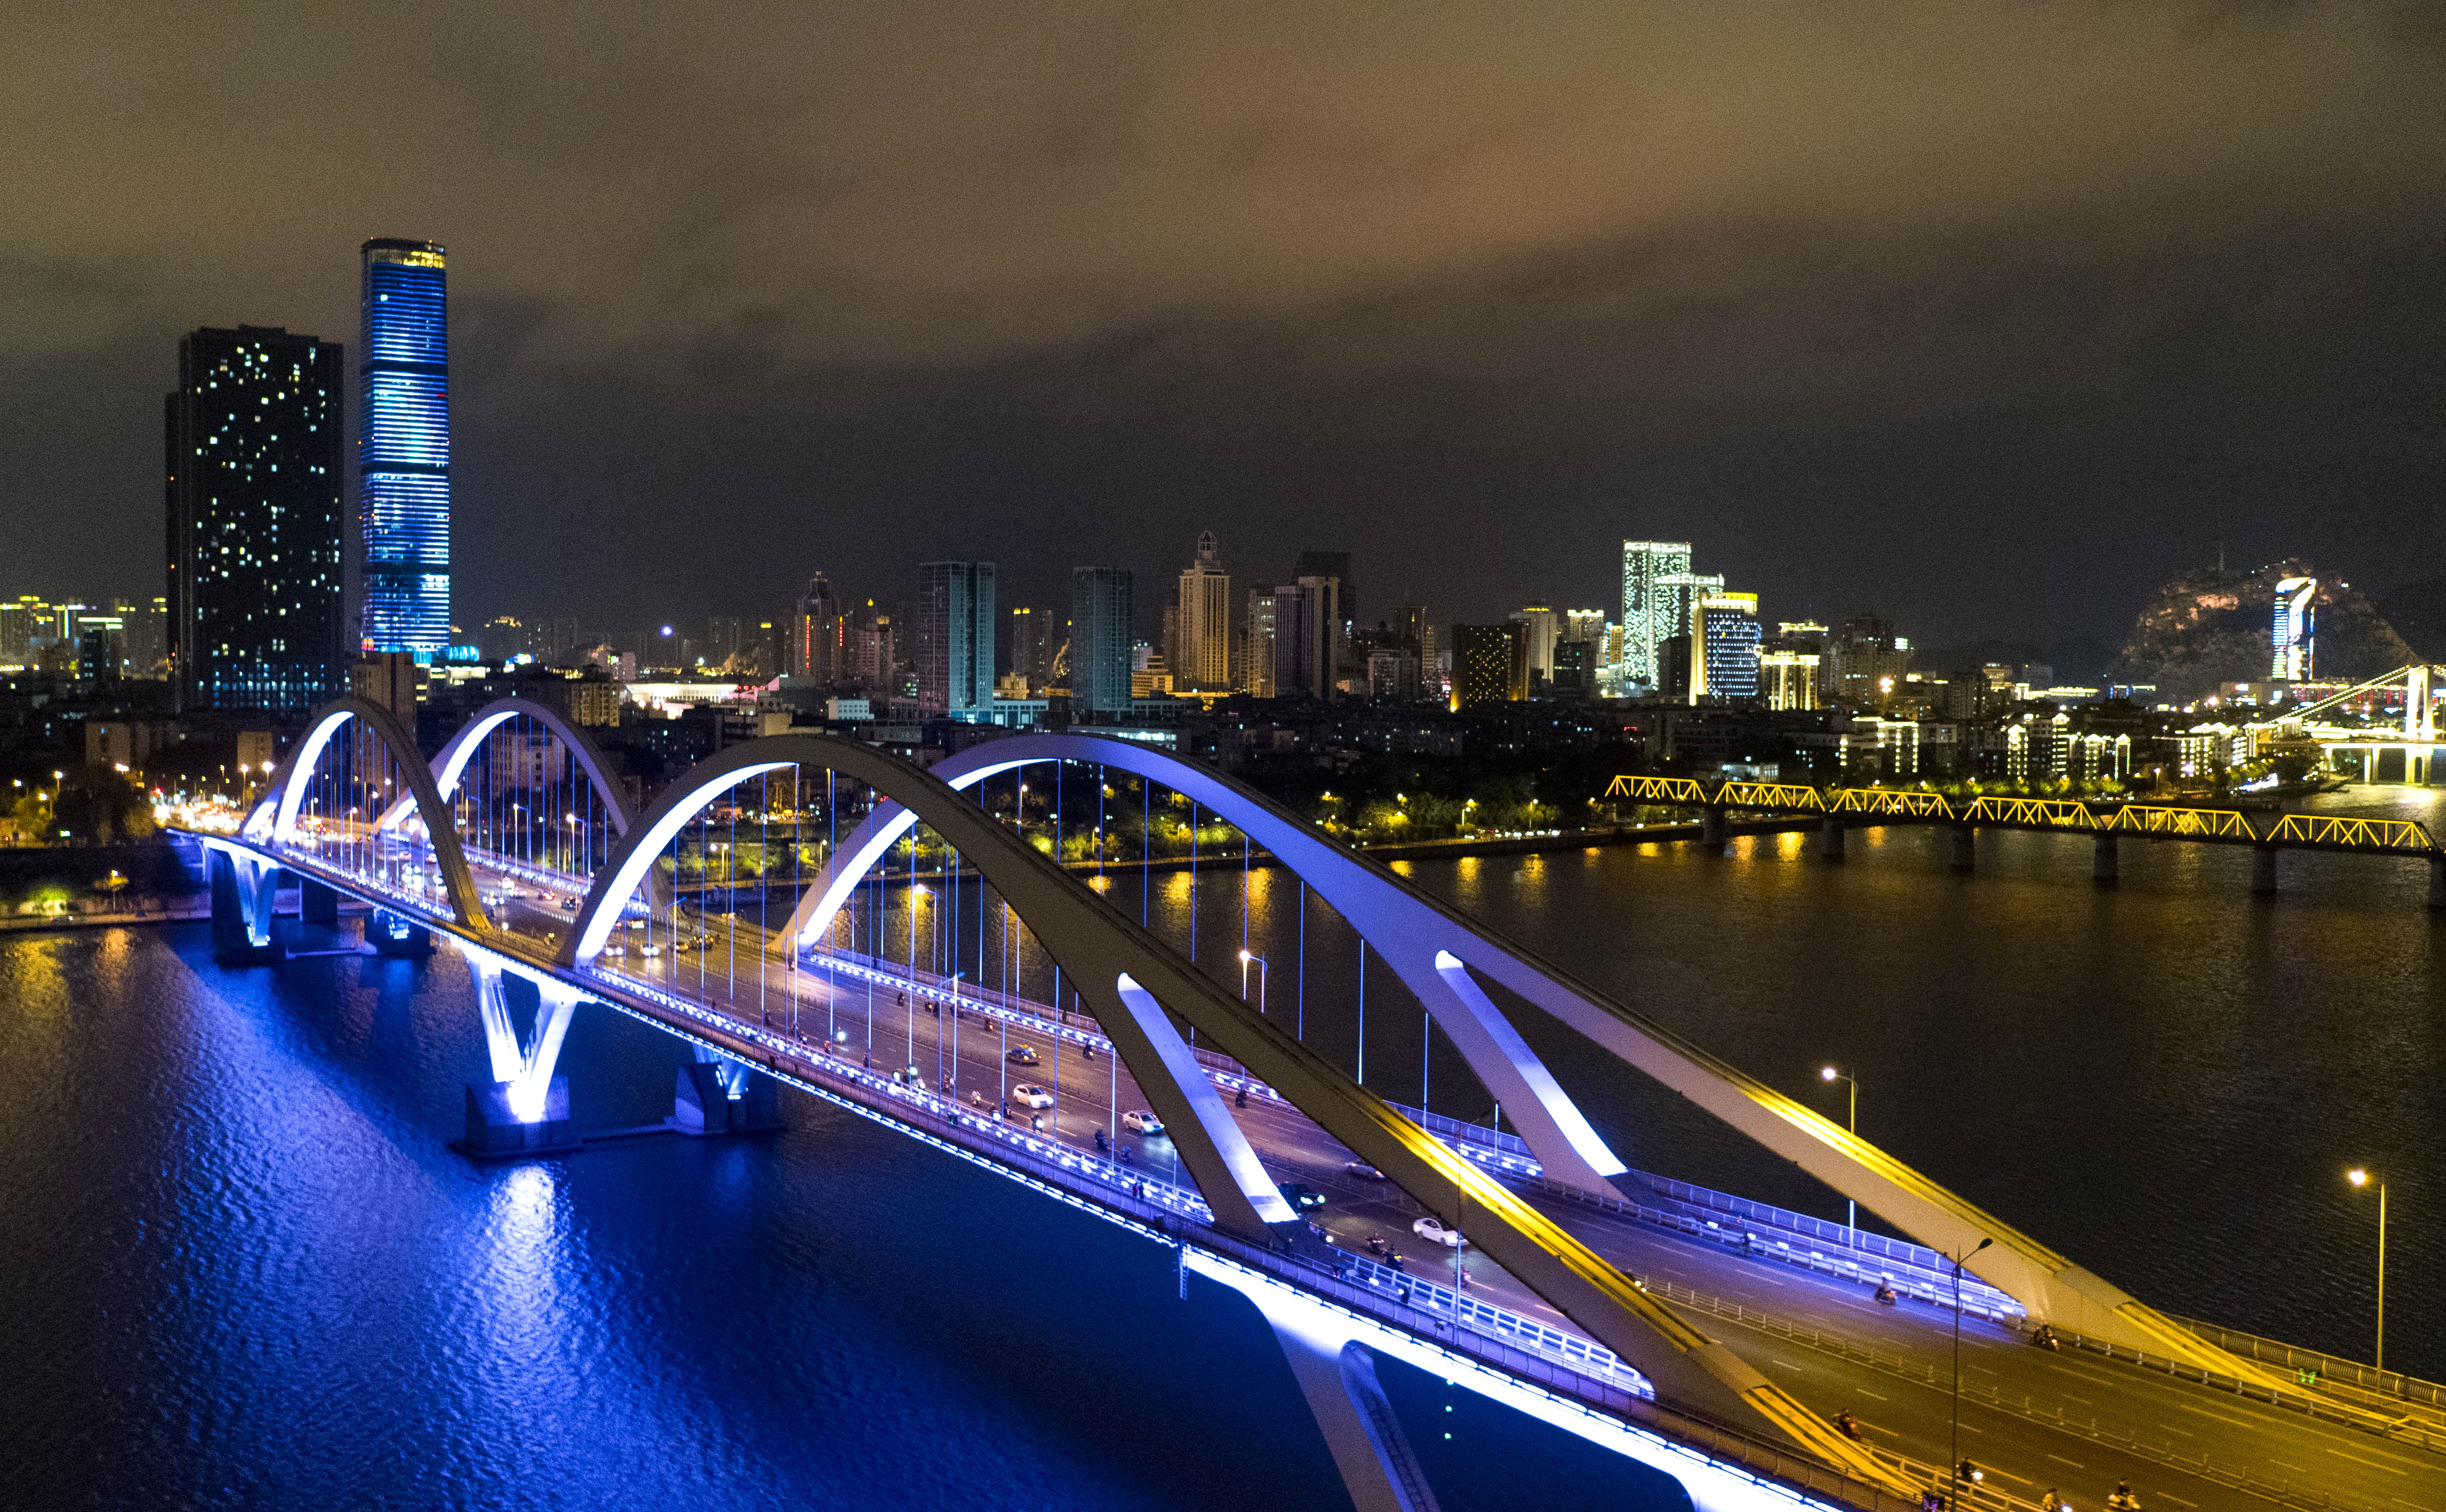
1950;1235;1993;1504
1821;1066;1858;1241
2348;1168;2388;1373
1239;948;1268;1015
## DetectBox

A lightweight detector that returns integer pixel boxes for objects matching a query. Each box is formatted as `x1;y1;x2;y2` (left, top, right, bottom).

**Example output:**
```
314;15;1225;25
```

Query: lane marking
2168;1401;2256;1430
1771;1359;1805;1372
1854;1388;1887;1401
2045;1454;2085;1469
2155;1423;2194;1437
2157;1494;2197;1507
2327;1448;2408;1475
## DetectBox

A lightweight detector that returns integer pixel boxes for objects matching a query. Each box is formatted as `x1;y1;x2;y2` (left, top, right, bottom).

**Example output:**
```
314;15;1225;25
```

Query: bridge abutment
1818;815;1845;861
1950;824;1976;871
2093;831;2118;883
300;877;340;924
2252;844;2279;895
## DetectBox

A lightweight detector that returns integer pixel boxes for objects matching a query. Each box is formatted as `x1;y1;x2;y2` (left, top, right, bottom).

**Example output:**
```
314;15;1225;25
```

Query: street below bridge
449;853;2446;1512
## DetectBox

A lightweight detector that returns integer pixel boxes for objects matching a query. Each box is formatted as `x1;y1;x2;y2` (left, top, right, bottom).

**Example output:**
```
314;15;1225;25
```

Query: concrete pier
301;877;340;924
674;1060;782;1136
1699;805;1728;852
2252;844;2279;895
1950;825;1976;872
1820;815;1846;861
2094;831;2118;883
459;1076;573;1156
2431;856;2446;910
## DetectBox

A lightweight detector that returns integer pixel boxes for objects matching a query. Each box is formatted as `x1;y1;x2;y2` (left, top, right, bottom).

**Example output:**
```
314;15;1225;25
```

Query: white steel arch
375;696;639;839
239;696;487;931
784;733;2267;1381
554;731;1893;1479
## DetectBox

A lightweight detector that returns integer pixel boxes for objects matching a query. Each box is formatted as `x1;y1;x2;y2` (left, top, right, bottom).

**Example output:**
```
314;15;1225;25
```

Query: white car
1121;1109;1165;1136
1010;1083;1055;1110
1412;1216;1465;1248
637;942;664;958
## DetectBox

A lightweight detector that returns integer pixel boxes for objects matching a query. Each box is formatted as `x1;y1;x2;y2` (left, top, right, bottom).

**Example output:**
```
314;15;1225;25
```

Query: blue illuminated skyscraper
358;238;450;660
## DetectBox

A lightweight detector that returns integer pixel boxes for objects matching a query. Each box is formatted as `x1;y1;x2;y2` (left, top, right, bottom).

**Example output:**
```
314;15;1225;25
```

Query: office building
166;324;347;711
358;238;451;660
1243;589;1278;698
0;596;46;670
1619;541;1722;690
1551;639;1594;699
1564;608;1606;645
1008;606;1059;694
1690;593;1762;702
1452;623;1526;708
790;573;846;682
1175;531;1233;690
1294;549;1354;646
1830;614;1910;708
916;560;996;718
1070;567;1134;716
1762;648;1822;711
1367;647;1422;702
2272;576;2316;680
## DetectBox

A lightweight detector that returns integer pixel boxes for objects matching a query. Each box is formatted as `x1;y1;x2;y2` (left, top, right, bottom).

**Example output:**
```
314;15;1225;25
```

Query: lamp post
2348;1167;2388;1373
566;812;588;875
1951;1235;1993;1505
1821;1066;1857;1241
1238;948;1268;1015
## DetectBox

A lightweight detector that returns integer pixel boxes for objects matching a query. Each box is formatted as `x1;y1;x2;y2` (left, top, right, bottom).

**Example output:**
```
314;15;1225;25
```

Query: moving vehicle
1005;1044;1042;1065
638;942;664;957
1412;1215;1465;1248
1344;1161;1387;1180
1010;1083;1055;1110
1279;1183;1327;1211
1121;1109;1165;1135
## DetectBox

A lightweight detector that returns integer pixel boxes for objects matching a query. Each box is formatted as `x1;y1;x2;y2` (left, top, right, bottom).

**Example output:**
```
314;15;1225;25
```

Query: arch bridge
165;701;2440;1512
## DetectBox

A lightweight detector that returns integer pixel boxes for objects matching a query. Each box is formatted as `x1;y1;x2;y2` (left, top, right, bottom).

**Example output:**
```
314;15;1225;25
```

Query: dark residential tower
1069;567;1134;716
916;560;996;717
165;325;347;711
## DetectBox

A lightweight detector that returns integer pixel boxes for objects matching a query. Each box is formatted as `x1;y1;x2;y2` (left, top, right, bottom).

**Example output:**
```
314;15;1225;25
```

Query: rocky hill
2106;561;2415;704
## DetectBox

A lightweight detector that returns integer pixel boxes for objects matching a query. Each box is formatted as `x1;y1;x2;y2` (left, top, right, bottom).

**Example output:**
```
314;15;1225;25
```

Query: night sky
8;3;2443;648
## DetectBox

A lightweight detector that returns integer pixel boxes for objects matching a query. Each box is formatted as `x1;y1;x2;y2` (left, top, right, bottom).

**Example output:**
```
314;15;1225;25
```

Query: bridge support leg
2252;844;2279;895
300;876;340;925
2093;831;2118;883
2431;857;2446;911
1950;824;1975;872
456;956;585;1156
208;848;286;965
1818;815;1846;861
674;1047;781;1135
1699;805;1727;852
1258;1295;1445;1512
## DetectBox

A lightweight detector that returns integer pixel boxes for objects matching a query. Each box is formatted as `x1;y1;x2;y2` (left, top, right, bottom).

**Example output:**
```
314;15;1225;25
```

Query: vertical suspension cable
1297;881;1306;1042
1357;940;1367;1086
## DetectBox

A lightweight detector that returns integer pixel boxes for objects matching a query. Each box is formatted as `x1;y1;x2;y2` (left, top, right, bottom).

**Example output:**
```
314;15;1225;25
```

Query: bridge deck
217;827;2446;1512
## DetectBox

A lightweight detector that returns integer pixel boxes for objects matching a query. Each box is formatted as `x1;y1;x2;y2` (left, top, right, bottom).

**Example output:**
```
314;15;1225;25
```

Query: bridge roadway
449;852;2446;1512
244;819;2446;1512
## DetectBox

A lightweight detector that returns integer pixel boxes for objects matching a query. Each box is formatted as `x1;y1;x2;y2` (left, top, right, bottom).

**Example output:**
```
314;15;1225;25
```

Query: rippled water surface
4;798;2439;1508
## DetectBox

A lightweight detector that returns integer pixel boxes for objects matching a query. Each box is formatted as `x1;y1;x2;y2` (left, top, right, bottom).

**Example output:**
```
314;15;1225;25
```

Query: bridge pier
300;876;340;925
1950;824;1975;872
1699;805;1727;852
2432;856;2446;910
1254;1291;1445;1512
461;1076;573;1155
1818;815;1845;861
2093;831;2118;883
2252;844;2279;895
674;1050;781;1136
366;909;433;956
207;847;285;965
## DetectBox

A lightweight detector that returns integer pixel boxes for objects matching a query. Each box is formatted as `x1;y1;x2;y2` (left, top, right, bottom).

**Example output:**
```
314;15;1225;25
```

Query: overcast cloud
6;1;2443;644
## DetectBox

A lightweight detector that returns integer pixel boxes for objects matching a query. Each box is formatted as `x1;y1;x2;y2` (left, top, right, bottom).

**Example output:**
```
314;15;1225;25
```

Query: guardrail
2170;1314;2446;1412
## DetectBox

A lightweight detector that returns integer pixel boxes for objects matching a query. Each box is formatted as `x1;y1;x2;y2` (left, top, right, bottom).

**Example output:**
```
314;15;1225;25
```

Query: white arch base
454;938;586;1125
1196;1250;1833;1512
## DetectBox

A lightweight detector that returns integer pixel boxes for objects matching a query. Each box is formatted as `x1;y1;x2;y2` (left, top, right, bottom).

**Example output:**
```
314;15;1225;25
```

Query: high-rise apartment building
791;573;846;682
1271;577;1335;700
0;597;45;670
1619;541;1721;690
1243;589;1278;698
1070;567;1134;716
1690;593;1762;702
916;560;995;718
1564;608;1606;645
1830;614;1910;708
1008;606;1059;694
1452;623;1525;707
1512;604;1558;688
166;324;347;711
1175;531;1233;690
358;238;450;660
